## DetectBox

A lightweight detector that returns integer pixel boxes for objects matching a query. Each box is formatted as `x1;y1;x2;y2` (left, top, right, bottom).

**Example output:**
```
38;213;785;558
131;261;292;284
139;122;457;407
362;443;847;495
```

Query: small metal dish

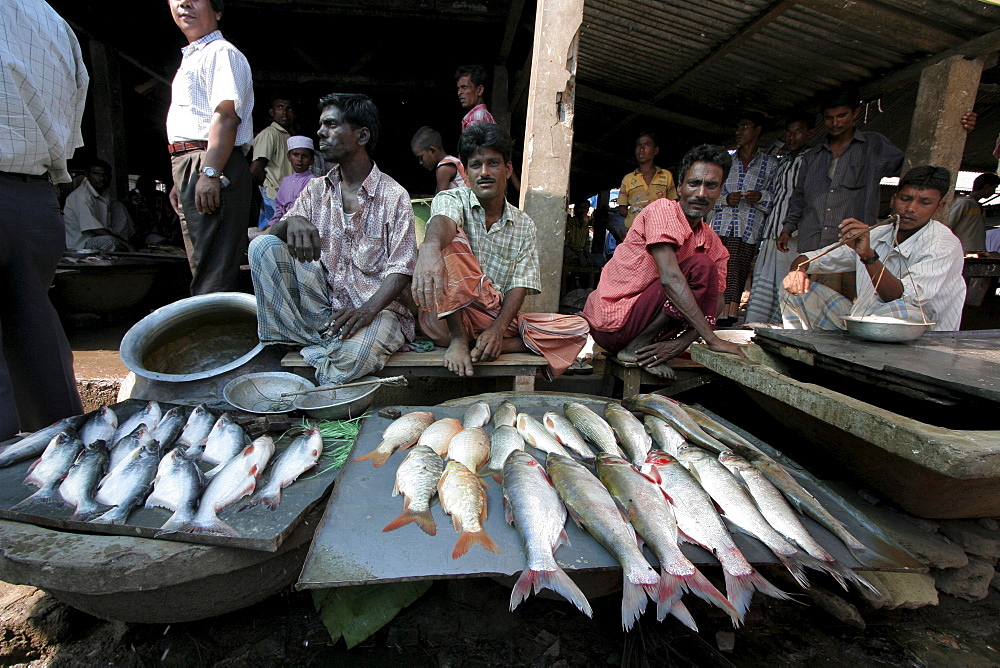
223;372;315;414
843;316;934;343
293;375;379;420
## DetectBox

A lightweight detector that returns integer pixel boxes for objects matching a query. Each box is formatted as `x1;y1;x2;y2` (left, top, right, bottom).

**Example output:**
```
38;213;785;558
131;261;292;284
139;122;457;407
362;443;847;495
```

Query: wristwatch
860;251;880;265
200;166;221;178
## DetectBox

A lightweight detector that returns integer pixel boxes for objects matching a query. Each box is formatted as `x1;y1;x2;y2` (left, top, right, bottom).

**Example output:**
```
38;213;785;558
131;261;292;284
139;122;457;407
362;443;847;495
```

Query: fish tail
382;506;436;536
620;575;649;632
451;528;501;559
776;553;811;589
736;568;793;606
683;568;742;624
90;505;131;525
156;508;196;536
69;501;112;522
654;571;685;621
172;516;241;538
353;448;392;468
825;561;880;596
509;567;593;617
11;486;63;512
665;599;698;632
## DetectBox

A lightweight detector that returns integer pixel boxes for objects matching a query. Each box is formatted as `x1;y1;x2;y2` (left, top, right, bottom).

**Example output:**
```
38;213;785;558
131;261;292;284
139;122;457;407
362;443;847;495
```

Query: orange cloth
420;231;589;380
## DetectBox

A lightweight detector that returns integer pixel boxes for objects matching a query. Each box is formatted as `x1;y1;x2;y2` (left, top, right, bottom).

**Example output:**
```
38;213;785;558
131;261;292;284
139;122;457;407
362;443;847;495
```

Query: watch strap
860;250;879;265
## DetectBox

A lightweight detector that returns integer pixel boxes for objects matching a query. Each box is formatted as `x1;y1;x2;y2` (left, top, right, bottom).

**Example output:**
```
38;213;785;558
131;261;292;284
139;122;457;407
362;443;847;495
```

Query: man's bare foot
642;363;677;380
617;349;639;364
444;339;474;377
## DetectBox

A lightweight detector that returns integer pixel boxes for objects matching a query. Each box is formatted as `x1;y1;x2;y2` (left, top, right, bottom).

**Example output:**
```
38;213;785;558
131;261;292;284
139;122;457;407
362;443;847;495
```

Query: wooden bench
280;348;548;392
600;355;713;398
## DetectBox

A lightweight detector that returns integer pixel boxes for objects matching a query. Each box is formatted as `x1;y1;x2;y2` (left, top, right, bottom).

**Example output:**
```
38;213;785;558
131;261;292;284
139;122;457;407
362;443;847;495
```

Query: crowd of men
0;0;988;441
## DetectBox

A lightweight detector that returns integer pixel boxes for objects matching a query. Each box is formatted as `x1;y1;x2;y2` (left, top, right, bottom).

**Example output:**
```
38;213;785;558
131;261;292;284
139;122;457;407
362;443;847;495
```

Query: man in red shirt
582;144;745;378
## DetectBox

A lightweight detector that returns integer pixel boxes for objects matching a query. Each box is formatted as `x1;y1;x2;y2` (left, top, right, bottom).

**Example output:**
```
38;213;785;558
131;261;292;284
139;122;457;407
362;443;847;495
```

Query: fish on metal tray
112;401;162;446
492;400;517;429
248;428;323;511
146;447;206;533
562;402;624;458
623;394;728;454
448;427;490;475
486;425;525;483
503;450;592;617
516;414;568;458
547;452;659;631
542;412;594;461
416;418;463;458
176;404;215;452
11;429;85;511
201;416;250;475
0;415;86;469
59;439;111;521
462;401;491;429
438;460;500;559
80;407;118;447
91;440;160;525
108;424;151;472
150;407;186;451
383;444;445;535
644;416;685;457
355;411;435;468
604;404;652;465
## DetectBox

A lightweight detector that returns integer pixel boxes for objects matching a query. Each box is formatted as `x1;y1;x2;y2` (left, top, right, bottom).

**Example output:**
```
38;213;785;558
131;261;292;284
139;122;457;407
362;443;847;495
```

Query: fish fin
620;575;648;632
90;505;132;525
645;465;662;484
173;517;241;538
492;471;503;485
10;486;62;512
665;599;698;632
553;528;570;551
739;569;794;608
255;491;282;512
775;553;811;589
476;474;490;491
452;528;501;559
824;561;880;596
510;567;592;618
204;461;226;478
156;508;195;535
391;477;400;497
503;496;514;525
382;505;436;536
565;506;585;529
69;503;113;522
654;572;685;622
353;447;392;468
722;570;754;620
683;568;742;623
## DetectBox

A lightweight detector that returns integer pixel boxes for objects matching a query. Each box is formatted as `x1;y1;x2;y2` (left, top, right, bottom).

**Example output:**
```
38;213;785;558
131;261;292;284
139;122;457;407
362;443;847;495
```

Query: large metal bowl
843;316;934;343
223;372;315;414
292;375;379;420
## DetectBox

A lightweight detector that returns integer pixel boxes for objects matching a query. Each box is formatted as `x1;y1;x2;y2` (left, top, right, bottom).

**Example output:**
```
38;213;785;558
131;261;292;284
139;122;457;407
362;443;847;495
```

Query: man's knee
248;233;285;262
682;253;718;286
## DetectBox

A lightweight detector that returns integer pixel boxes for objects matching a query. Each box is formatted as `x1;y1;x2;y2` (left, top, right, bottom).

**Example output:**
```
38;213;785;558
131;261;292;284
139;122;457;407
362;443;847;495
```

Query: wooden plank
281;349;547;369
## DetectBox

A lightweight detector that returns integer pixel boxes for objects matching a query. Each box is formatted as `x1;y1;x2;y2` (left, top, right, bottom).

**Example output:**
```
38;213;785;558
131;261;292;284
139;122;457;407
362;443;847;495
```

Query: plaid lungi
720;236;757;305
249;235;405;384
779;282;908;330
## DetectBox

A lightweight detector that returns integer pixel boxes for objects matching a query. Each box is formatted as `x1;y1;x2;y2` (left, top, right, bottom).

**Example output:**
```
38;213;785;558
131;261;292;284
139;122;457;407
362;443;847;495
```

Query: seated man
248;93;416;384
412;123;589;379
267;135;319;226
780;165;966;331
583;145;745;378
64;159;135;251
411;126;468;193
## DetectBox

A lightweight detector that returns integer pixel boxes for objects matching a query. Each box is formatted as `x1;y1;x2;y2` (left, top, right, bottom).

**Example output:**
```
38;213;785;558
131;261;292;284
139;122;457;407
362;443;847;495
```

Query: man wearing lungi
412;123;589;380
248;93;416;384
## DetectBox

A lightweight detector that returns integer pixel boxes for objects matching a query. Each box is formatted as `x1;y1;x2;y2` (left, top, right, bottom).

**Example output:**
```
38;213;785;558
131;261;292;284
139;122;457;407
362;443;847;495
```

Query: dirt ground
2;569;999;667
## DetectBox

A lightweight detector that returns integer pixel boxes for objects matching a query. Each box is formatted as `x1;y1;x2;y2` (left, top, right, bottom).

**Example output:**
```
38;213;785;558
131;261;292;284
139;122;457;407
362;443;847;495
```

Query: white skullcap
286;136;315;152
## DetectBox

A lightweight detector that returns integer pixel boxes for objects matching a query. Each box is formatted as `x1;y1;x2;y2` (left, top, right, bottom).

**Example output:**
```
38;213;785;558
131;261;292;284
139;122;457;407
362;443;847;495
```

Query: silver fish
146;447;206;532
201;416;249;473
176;404;215;453
563;402;624;457
109;424;149;472
462;401;491;428
11;430;85;510
492;400;518;428
604;404;651;465
486;425;525;482
383;444;444;536
92;440;160;525
80;407;118;447
150;407;185;450
0;415;86;468
59;440;111;521
251;428;323;511
516;414;568;458
112;401;162;445
542;412;594;461
644;416;685;457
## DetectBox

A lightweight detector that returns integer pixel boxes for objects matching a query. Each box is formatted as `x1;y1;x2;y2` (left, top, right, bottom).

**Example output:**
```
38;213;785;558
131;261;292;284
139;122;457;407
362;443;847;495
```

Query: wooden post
89;40;129;199
903;55;984;206
518;0;584;312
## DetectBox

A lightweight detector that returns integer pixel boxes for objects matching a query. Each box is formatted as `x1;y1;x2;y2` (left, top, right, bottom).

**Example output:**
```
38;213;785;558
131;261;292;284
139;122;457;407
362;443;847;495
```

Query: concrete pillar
518;0;584;312
903;55;984;207
89;40;128;198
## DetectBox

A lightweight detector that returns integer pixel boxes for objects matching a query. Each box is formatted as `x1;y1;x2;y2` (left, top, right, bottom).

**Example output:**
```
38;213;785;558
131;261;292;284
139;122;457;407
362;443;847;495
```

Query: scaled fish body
251;428;323;511
176;404;215;452
644;416;686;457
383;445;444;535
447;428;490;474
623;394;728;453
355;411;435;468
542;412;594;461
91;440;160;525
503;450;592;617
604;404;651;465
146;447;206;532
59;439;110;521
0;416;85;468
562;402;624;458
12;430;85;510
438;461;500;559
112;401;162;445
547;452;658;631
416;418;463;457
486;425;525;482
516;414;568;458
462;401;491;428
492;400;518;428
80;407;118;447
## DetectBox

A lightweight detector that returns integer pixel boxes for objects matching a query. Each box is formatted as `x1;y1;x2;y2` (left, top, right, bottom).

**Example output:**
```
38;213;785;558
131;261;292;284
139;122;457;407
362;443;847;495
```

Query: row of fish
362;395;880;631
2;402;323;538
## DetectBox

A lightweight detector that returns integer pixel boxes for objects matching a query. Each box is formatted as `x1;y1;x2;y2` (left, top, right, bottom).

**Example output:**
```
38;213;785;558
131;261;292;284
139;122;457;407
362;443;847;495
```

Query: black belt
0;170;49;182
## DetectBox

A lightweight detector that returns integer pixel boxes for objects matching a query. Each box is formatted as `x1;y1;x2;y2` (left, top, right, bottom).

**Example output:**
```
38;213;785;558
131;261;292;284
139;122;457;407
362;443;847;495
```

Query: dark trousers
0;173;83;440
171;149;251;295
591;254;719;354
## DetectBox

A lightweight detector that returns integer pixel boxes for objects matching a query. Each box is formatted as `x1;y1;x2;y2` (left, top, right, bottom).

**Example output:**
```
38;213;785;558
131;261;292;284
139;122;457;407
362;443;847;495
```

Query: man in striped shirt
583;145;746;378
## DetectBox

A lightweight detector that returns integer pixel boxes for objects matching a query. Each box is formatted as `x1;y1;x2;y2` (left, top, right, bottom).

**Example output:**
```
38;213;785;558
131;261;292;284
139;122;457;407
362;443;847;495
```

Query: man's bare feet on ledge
444;340;474;377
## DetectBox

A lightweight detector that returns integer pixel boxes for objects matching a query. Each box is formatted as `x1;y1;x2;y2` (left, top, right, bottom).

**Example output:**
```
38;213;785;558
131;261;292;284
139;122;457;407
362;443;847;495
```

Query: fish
492;400;518;428
355;411;435;468
91;440;160;525
176;404;215;453
486;425;525;482
108;424;151;472
383;445;445;535
149;407;185;450
11;429;85;511
416;418;464;458
604;404;652;465
250;428;323;511
146;447;206;532
462;401;491;428
644;416;686;457
0;415;86;468
448;428;491;474
59;439;111;521
547;452;659;631
80;407;118;447
643;450;790;619
201;416;249;473
170;435;275;537
542;412;594;461
563;402;625;457
503;450;592;617
596;453;740;628
438;460;500;558
623;394;729;454
515;414;569;458
111;401;162;445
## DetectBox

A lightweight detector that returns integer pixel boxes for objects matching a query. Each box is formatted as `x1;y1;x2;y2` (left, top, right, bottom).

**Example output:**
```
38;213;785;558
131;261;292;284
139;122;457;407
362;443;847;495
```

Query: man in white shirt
0;0;88;439
166;0;253;295
64;159;135;251
780;165;966;332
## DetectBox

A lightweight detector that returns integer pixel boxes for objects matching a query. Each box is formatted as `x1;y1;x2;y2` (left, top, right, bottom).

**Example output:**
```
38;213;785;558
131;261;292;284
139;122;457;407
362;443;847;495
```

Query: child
267;136;319;227
411;126;467;193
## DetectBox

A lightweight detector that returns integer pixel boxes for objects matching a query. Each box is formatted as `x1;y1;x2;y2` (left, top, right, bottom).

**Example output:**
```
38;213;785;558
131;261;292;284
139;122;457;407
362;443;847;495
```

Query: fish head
544;451;574;470
644;450;677;466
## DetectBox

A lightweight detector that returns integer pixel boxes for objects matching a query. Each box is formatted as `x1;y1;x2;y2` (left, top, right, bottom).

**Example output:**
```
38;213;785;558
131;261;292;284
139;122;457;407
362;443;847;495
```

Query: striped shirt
781;130;904;253
283;163;417;339
430;187;541;296
437;155;468;189
803;220;965;331
710;150;778;244
461;104;496;131
0;0;89;182
167;31;254;148
583;198;729;332
760;151;806;239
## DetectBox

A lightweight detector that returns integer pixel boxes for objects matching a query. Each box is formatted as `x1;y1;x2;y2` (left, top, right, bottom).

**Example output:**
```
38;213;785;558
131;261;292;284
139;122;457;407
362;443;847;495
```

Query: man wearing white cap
267;135;319;226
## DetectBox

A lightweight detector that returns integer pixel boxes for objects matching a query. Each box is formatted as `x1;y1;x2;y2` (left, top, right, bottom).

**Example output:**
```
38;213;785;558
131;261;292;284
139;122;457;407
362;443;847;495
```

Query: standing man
617;131;677;230
0;0;88;440
250;95;296;227
946;172;1000;253
745;113;813;324
711;112;778;326
166;0;254;295
456;65;496;131
584;145;743;378
63;159;136;251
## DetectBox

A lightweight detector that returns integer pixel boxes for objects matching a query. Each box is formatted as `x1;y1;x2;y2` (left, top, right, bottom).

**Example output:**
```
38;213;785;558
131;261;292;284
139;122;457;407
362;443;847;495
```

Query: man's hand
412;247;445;311
725;192;742;207
839;217;872;258
962;111;977;133
776;232;791;252
706;336;746;358
168;185;181;216
324;306;376;340
635;338;689;366
743;190;762;205
286;217;322;262
783;270;810;296
471;326;504;363
194;174;222;215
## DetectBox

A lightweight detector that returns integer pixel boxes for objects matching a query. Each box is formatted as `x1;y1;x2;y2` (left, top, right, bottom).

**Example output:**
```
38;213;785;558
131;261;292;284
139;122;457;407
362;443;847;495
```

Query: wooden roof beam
577;83;728;135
